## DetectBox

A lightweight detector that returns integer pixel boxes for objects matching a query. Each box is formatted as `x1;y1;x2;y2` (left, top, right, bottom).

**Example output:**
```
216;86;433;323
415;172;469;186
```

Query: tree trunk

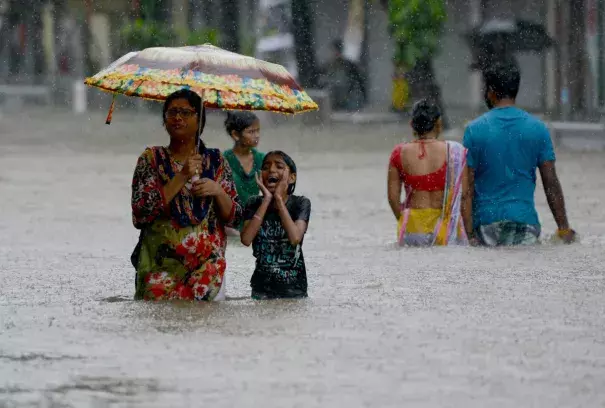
568;0;587;119
53;0;67;75
291;0;319;88
7;0;21;76
405;58;449;129
82;0;94;76
30;4;45;80
0;1;13;71
221;0;240;52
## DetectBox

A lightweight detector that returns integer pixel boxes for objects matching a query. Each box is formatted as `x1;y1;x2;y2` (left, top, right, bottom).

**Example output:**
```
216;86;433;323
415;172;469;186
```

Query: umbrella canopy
465;19;554;53
84;43;319;120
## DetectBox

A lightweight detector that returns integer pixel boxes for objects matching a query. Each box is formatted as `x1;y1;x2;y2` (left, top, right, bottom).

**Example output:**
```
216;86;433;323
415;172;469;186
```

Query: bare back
400;140;447;209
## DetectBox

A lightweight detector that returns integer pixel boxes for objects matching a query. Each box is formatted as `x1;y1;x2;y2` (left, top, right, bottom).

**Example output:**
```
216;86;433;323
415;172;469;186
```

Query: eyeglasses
165;109;197;119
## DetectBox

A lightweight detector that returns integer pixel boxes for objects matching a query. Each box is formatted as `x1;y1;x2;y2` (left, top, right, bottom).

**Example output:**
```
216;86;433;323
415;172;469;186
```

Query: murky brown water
1;109;604;407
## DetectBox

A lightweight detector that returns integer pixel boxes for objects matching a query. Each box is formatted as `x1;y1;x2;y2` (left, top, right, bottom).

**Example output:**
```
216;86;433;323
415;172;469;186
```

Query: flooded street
1;109;604;407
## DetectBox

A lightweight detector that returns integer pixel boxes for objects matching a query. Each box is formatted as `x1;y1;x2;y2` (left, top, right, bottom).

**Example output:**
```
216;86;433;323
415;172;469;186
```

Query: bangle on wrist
253;214;263;222
557;228;573;237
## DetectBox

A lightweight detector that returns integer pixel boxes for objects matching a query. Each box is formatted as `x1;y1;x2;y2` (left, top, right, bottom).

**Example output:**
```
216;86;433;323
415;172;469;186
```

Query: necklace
412;138;439;159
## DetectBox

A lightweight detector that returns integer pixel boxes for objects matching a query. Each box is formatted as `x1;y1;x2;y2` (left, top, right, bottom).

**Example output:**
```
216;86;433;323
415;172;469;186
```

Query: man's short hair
483;59;521;100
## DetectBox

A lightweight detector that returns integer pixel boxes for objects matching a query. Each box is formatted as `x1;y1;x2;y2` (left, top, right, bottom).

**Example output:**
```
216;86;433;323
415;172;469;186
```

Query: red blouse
389;143;446;192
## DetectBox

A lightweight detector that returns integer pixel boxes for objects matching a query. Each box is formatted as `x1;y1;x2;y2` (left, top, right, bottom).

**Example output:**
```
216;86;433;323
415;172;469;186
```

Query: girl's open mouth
267;176;279;186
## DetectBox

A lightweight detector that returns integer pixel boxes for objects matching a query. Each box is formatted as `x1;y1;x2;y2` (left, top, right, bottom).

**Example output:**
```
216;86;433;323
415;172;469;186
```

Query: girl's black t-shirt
244;195;311;298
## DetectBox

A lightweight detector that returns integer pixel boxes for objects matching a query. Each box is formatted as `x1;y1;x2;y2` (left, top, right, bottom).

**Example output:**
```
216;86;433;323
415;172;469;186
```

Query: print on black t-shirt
244;195;311;298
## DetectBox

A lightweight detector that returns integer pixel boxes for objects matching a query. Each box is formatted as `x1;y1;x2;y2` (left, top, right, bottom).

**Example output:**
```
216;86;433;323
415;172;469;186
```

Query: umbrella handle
196;90;204;152
105;95;116;125
194;87;202;183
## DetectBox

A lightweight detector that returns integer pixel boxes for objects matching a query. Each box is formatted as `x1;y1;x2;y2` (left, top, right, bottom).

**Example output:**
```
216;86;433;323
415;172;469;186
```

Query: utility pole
291;0;319;88
30;0;45;81
6;0;21;76
568;0;587;119
0;0;10;78
221;0;240;52
82;0;93;76
469;0;483;115
53;0;66;76
559;0;571;120
545;0;557;117
599;0;605;109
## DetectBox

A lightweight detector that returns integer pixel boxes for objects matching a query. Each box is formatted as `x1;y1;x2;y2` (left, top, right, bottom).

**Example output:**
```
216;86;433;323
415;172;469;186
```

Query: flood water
1;109;604;407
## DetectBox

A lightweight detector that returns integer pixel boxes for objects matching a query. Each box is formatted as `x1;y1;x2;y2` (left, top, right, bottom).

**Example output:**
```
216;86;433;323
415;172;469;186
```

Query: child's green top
223;148;265;230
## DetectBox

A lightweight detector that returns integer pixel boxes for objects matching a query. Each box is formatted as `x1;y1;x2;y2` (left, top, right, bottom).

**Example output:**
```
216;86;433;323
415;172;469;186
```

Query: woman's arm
240;197;272;246
387;164;402;220
192;179;236;222
275;196;308;246
132;149;178;229
164;173;188;203
132;149;203;228
164;154;201;203
213;188;234;222
241;173;274;246
460;165;474;238
205;153;243;225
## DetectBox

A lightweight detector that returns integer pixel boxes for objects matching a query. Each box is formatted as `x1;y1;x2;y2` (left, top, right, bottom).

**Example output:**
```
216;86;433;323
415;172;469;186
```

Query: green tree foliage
120;19;175;51
385;0;449;126
120;0;219;52
120;20;220;52
387;0;446;68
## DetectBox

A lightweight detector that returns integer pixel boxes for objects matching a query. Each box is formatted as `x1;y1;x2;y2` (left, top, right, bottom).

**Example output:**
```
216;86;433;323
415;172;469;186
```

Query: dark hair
224;111;259;137
410;99;441;136
162;89;207;151
263;150;297;194
483;60;521;100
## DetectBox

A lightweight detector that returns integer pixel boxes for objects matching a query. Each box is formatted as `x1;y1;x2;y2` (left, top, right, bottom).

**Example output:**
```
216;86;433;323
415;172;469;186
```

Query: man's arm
538;160;571;231
536;125;575;243
461;127;479;244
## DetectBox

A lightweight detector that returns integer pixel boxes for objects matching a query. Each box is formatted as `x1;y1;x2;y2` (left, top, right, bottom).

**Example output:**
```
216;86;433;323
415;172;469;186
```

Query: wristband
557;228;573;237
253;214;262;222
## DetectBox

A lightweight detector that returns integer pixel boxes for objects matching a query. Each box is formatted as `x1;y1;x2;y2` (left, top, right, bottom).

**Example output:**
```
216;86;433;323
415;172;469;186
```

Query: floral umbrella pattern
84;44;319;118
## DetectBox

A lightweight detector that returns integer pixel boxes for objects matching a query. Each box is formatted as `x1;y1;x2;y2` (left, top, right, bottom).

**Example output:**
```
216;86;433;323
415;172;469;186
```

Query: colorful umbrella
84;43;319;124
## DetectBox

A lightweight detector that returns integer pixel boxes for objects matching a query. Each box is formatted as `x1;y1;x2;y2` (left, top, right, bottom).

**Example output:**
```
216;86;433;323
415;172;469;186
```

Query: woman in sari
131;89;242;301
387;99;472;246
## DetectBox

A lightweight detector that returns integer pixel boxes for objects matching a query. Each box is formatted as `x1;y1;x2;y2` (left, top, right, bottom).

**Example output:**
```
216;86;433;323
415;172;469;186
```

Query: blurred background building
0;0;601;122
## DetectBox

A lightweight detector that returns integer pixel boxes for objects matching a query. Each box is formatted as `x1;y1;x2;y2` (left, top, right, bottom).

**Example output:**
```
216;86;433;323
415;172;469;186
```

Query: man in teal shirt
463;60;576;246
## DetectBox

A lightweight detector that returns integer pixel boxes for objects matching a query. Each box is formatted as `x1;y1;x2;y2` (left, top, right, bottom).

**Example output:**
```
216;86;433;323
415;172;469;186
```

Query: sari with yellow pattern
397;141;469;246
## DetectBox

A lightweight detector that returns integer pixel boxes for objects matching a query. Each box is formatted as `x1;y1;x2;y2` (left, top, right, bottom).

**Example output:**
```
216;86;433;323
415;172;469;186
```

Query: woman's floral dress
131;146;242;301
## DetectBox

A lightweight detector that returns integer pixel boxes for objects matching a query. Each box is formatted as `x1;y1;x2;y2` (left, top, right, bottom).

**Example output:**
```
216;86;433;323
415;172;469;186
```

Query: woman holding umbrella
84;44;318;301
131;89;242;301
